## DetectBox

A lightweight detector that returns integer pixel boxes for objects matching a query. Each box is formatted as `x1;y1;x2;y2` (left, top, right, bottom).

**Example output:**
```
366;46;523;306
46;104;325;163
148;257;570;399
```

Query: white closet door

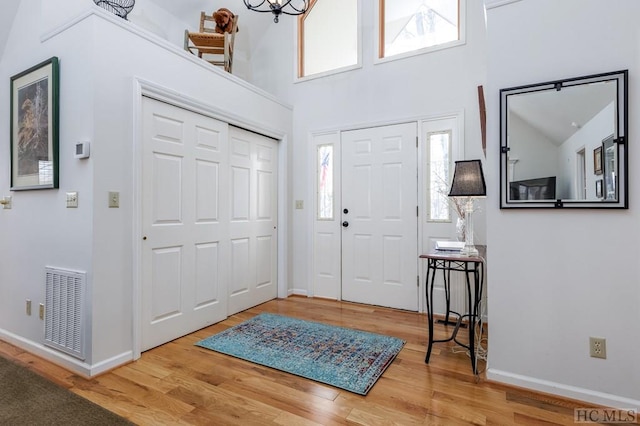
141;97;229;351
227;126;278;315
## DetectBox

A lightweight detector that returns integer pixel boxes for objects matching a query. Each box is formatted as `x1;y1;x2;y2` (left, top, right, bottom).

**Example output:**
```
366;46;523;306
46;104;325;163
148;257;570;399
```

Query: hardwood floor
0;297;621;425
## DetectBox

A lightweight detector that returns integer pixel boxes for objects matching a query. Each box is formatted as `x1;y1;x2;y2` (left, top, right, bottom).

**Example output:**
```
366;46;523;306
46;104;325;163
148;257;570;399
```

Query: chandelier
243;0;309;23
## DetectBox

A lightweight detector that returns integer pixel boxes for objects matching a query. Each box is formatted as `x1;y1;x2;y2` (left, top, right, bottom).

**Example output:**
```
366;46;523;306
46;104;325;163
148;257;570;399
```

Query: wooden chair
184;12;238;73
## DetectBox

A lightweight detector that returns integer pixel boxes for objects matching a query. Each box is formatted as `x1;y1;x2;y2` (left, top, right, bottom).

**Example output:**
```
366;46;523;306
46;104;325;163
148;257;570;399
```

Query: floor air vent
44;267;86;360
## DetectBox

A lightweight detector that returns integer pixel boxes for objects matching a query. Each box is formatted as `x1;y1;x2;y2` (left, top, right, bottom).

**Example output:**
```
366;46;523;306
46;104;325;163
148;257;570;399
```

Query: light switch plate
108;191;119;208
0;196;11;209
66;192;78;208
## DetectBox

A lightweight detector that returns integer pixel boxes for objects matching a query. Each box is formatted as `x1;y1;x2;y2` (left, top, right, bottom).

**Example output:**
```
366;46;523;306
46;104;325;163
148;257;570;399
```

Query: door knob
342;221;349;227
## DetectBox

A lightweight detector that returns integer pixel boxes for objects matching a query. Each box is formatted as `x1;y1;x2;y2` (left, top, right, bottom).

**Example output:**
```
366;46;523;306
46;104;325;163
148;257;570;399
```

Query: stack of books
435;241;466;252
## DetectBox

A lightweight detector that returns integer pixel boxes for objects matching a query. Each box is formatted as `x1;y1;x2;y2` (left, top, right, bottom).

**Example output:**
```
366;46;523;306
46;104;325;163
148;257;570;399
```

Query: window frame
375;0;466;65
296;0;362;82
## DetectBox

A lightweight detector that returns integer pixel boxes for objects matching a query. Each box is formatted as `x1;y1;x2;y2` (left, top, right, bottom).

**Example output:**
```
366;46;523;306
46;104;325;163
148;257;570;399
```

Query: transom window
379;0;462;60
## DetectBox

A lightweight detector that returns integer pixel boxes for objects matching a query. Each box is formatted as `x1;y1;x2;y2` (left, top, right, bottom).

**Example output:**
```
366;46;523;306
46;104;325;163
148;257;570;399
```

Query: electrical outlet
39;303;44;320
590;337;606;359
26;299;31;316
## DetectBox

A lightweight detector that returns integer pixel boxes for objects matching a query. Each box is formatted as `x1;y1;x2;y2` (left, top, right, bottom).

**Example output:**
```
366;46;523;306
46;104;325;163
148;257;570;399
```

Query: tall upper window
379;0;462;60
298;0;359;79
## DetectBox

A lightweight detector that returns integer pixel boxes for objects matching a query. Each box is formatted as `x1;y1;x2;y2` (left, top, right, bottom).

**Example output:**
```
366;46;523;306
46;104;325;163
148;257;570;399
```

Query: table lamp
448;159;486;256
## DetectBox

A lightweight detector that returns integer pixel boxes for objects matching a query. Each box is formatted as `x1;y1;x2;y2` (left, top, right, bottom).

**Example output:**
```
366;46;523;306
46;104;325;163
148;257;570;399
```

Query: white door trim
308;131;342;300
309;111;465;313
132;78;288;359
417;110;465;314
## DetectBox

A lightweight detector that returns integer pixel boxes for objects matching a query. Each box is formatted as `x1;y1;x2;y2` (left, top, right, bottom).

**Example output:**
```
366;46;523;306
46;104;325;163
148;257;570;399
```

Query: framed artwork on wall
10;57;59;190
593;146;603;175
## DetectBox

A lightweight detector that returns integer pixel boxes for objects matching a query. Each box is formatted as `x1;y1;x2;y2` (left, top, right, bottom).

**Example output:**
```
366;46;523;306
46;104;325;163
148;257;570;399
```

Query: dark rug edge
0;354;134;425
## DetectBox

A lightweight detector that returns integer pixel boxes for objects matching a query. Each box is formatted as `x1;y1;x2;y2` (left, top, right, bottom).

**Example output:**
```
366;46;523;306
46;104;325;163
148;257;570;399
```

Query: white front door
227;126;278;315
141;97;228;351
341;123;418;311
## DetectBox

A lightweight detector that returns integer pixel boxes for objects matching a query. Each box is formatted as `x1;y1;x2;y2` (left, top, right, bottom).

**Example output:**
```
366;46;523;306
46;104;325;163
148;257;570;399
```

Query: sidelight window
317;144;334;220
427;130;452;222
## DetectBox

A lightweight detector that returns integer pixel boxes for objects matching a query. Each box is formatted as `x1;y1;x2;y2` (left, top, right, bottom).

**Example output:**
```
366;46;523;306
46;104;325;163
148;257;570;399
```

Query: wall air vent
44;267;86;360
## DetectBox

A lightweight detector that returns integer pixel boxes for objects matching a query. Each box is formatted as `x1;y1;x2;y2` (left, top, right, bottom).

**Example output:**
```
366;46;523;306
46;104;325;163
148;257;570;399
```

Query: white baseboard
0;328;131;378
487;368;640;409
87;351;133;376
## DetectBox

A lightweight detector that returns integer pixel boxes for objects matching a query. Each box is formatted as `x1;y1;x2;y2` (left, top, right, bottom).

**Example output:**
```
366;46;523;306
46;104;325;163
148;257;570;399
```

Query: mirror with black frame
500;70;628;208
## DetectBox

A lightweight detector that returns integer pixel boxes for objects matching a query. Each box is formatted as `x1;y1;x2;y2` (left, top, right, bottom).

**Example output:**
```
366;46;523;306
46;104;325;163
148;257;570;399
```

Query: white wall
128;0;255;82
41;0;185;48
0;0;292;375
486;0;640;407
250;0;488;296
508;113;559;182
0;0;97;367
43;0;255;83
0;1;20;59
559;103;615;199
128;0;186;45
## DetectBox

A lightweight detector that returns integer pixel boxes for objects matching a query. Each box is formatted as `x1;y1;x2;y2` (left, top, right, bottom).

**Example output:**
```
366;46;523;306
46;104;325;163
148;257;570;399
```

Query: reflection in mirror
500;70;628;208
602;135;616;200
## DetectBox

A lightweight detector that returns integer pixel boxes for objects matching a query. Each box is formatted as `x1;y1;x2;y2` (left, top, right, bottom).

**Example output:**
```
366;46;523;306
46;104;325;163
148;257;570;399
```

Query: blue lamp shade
448;160;486;197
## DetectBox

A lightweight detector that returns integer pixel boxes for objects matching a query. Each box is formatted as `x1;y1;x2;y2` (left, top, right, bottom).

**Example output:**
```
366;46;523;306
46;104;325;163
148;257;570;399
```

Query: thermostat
75;141;90;159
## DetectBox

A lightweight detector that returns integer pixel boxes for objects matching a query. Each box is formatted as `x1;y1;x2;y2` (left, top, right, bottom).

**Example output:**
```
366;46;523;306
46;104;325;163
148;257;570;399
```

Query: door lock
342;221;349;227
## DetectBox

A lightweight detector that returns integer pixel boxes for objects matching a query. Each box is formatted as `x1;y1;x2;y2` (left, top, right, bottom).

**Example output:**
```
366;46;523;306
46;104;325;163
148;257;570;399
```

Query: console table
420;247;485;374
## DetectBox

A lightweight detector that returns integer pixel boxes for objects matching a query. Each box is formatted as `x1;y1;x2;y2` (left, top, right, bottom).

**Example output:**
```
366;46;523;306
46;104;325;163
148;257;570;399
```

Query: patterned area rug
196;313;405;395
